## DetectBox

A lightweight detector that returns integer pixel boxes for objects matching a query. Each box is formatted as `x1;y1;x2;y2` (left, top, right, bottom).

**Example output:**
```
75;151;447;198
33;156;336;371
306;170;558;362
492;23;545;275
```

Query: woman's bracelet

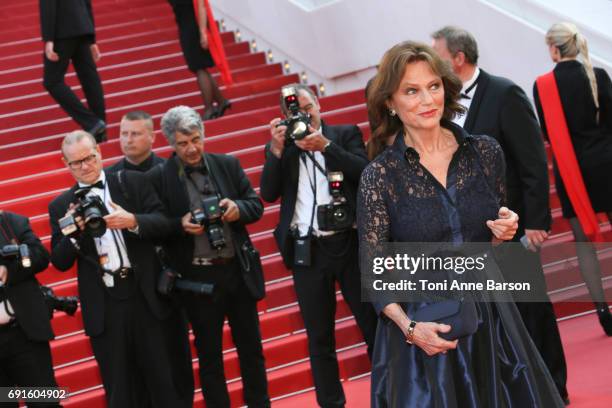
405;320;418;344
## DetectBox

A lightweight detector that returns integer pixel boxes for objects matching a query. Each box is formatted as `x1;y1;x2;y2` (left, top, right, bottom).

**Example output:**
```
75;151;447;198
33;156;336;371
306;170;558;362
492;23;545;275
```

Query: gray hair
431;26;479;65
61;130;97;157
160;106;204;145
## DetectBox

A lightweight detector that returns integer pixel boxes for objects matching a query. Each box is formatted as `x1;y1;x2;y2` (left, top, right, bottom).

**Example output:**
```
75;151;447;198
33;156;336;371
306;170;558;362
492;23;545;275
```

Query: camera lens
333;208;347;222
290;121;308;139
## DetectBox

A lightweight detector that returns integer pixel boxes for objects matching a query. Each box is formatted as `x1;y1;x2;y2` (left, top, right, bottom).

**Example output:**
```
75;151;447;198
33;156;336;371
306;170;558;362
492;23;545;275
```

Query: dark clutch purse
236;240;266;301
413;296;479;341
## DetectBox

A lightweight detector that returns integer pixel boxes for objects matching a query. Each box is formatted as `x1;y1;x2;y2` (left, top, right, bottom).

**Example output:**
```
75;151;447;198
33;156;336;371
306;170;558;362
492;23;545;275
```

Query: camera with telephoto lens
277;86;311;142
316;172;354;231
58;188;109;238
0;243;31;268
157;261;215;296
40;285;79;317
191;195;226;250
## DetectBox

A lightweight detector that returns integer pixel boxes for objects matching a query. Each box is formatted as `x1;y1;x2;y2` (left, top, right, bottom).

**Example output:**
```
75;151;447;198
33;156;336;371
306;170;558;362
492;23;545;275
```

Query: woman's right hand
45;41;59;61
200;28;208;49
408;322;458;356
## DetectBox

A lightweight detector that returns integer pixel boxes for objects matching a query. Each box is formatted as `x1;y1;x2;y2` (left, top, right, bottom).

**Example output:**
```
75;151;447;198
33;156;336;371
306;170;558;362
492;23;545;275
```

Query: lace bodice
357;123;506;246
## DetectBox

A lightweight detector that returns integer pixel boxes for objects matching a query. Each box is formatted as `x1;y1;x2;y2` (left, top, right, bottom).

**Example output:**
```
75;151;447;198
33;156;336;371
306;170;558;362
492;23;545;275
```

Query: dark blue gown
357;122;564;407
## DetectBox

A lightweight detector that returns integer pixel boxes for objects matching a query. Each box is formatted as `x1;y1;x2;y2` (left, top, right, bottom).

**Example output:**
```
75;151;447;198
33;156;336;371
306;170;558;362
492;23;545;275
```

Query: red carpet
276;312;612;407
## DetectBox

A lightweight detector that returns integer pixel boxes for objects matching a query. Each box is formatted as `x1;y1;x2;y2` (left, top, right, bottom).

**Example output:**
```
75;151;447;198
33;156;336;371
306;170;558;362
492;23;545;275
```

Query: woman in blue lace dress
358;41;564;407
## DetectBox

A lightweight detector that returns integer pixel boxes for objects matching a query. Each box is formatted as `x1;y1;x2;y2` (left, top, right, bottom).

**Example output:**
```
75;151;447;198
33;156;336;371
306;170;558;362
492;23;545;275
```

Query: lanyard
92;184;127;270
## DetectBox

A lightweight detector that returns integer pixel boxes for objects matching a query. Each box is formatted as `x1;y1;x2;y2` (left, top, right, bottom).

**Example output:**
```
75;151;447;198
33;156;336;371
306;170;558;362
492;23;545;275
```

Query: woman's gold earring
389;109;397;117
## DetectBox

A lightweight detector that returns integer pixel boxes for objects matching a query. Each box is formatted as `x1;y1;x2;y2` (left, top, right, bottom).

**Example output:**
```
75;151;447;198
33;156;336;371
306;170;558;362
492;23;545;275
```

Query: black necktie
461;77;479;100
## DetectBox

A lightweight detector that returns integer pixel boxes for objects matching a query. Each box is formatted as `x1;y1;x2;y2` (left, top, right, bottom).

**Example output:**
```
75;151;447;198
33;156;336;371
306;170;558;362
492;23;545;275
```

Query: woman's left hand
486;207;519;241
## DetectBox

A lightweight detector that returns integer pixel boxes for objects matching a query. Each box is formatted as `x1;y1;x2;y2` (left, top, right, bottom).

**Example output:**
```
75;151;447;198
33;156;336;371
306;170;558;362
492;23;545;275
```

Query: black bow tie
83;180;104;190
185;164;207;176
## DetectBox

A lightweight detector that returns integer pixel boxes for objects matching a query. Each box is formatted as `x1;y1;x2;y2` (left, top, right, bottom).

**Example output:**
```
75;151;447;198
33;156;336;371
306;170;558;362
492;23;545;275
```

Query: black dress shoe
597;306;612;336
89;120;107;143
216;99;232;118
202;108;218;121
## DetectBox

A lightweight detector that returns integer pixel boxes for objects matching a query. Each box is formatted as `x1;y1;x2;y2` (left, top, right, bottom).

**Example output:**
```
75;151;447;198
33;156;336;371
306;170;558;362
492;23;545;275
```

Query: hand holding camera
0;243;32;269
295;125;330;152
190;196;226;250
182;212;205;236
269;118;286;158
219;198;240;222
59;189;108;238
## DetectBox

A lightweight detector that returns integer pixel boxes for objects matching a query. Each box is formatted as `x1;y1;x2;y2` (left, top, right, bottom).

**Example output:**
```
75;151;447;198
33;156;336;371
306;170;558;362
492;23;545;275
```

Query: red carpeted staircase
1;0;610;406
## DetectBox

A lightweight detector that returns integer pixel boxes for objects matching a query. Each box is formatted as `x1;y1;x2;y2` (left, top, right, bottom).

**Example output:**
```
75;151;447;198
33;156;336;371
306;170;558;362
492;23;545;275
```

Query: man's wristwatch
405;320;418;344
322;140;331;152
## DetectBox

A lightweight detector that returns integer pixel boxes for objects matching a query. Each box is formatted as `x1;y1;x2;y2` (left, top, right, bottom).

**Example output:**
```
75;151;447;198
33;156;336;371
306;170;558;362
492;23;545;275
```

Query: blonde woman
533;22;612;335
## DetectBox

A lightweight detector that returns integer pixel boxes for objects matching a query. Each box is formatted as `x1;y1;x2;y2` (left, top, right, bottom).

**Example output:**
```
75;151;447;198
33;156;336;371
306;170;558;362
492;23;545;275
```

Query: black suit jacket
147;152;264;288
463;69;551;231
48;171;173;337
39;0;96;42
259;121;368;266
0;212;53;342
105;152;165;174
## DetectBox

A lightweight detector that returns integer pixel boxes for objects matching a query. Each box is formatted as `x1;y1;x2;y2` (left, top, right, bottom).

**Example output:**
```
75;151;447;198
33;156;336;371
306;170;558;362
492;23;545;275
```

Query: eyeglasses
67;153;98;170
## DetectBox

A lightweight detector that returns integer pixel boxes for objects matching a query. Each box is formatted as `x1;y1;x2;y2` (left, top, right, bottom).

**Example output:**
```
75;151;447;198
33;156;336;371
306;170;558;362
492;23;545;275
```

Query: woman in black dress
533;22;612;335
359;41;564;407
169;0;230;120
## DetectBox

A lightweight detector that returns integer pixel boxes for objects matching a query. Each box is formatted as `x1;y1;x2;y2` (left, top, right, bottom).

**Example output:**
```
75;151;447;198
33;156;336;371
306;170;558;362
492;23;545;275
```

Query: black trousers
43;36;106;132
292;230;378;408
496;244;568;400
0;323;60;408
182;260;269;408
89;277;193;408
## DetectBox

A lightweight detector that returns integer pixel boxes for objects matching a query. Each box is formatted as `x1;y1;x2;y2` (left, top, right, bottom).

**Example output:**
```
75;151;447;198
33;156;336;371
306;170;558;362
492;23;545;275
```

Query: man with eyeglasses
47;131;193;408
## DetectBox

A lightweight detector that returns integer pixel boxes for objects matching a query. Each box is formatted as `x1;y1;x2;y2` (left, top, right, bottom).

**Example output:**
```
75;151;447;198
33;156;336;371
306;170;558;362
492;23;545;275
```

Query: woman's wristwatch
405;320;418;344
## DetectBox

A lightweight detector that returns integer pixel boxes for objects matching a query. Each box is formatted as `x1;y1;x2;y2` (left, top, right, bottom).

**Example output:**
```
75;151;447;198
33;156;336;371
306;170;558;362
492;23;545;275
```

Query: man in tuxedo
106;111;165;173
148;106;270;408
0;211;60;407
260;84;377;408
48;131;193;408
432;26;568;403
39;0;107;142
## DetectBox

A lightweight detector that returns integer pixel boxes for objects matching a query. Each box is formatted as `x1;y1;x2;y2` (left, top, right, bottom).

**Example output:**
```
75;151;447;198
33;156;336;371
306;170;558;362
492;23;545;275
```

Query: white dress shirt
78;171;132;272
291;139;335;237
453;67;480;128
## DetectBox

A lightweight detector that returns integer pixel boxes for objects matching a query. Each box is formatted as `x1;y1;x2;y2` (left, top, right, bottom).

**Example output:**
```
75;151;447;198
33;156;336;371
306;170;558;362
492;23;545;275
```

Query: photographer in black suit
48;131;193;408
39;0;107;142
432;26;568;404
260;84;376;408
148;106;269;408
0;211;60;408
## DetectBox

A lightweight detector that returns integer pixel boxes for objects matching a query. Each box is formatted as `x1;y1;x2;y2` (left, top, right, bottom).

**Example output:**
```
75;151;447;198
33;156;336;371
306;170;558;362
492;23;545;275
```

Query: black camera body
40;285;79;317
277;86;311;142
317;172;354;232
59;188;109;238
0;244;31;268
191;195;226;250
